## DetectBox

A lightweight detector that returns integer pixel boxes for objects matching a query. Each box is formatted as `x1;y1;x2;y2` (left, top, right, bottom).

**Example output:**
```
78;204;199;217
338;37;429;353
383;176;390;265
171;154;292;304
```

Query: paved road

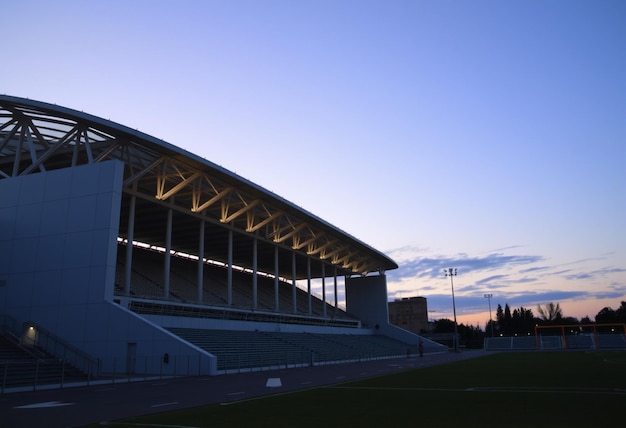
0;350;487;428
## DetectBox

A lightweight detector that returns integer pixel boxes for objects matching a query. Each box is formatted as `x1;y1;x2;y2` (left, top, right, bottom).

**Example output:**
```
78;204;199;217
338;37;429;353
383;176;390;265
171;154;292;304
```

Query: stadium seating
166;328;415;372
115;244;353;320
111;245;425;373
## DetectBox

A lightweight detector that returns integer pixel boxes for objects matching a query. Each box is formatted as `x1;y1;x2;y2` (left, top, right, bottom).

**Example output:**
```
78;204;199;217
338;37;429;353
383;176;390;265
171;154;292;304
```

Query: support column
124;194;136;295
274;247;279;312
333;267;338;315
227;229;233;306
164;208;172;299
292;252;297;314
321;262;326;317
252;237;258;310
197;219;205;303
307;257;312;315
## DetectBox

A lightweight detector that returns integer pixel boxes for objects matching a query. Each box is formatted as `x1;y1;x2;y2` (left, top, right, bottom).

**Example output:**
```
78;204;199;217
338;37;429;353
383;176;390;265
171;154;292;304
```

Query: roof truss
0;95;397;277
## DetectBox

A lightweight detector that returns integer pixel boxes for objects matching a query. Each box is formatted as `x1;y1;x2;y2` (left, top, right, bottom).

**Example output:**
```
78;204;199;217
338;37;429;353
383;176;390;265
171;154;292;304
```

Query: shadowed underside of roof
0;95;397;279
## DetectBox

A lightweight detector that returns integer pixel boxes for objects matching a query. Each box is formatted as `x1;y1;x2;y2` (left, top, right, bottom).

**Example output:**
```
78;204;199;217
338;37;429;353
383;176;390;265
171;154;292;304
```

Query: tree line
487;301;626;337
431;300;626;349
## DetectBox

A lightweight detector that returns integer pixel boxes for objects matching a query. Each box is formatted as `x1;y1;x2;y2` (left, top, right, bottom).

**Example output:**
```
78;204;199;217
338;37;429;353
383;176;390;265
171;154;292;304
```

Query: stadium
0;95;446;388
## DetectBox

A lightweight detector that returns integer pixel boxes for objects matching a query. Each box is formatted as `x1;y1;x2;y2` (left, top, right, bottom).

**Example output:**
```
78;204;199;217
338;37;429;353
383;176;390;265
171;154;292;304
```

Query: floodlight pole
484;293;494;337
444;268;460;353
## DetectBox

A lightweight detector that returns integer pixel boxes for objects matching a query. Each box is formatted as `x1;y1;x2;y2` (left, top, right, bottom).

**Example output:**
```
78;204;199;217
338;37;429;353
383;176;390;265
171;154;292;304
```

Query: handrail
2;330;47;360
23;321;100;377
128;299;360;328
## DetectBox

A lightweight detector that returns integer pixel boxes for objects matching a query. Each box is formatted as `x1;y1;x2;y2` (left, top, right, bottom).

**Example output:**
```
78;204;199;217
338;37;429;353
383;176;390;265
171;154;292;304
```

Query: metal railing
22;322;100;378
1;353;211;394
484;334;626;351
128;299;361;328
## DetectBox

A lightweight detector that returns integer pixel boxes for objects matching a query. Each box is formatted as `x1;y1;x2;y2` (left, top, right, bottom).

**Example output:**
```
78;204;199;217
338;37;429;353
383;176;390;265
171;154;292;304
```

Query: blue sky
3;0;625;327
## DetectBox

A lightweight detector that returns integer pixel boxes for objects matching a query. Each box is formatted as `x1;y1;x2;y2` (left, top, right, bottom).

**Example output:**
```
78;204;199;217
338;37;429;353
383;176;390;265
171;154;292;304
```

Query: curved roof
0;94;397;278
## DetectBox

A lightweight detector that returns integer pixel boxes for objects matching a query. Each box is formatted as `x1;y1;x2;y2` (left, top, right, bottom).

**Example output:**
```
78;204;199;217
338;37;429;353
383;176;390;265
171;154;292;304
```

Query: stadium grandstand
0;95;446;387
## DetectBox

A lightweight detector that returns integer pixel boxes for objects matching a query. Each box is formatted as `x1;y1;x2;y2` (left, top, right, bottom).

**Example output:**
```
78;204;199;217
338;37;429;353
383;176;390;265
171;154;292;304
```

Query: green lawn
93;351;626;428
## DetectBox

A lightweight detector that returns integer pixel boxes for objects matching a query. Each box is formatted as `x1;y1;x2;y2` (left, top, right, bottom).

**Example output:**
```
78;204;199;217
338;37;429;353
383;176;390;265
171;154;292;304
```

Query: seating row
167;328;413;371
115;245;351;320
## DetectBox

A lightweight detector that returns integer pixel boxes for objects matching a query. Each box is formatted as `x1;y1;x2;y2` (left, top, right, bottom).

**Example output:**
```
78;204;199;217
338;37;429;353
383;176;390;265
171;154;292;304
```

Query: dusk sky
3;0;625;328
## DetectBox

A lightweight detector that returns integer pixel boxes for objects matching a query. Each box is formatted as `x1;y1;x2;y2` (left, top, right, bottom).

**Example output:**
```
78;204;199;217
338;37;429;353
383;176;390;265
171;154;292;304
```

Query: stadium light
484;293;494;337
444;268;460;353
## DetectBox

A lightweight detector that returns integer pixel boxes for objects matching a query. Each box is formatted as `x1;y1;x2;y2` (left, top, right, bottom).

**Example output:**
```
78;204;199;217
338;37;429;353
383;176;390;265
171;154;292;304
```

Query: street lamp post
444;268;460;353
484;293;494;337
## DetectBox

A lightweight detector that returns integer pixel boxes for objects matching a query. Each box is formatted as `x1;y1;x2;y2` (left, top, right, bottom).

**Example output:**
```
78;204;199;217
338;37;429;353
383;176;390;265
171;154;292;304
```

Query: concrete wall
345;275;390;330
0;162;215;375
345;275;447;353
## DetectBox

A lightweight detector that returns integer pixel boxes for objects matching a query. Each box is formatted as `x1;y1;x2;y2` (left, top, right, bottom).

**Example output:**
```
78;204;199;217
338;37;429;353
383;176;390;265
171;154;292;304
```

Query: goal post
534;323;626;350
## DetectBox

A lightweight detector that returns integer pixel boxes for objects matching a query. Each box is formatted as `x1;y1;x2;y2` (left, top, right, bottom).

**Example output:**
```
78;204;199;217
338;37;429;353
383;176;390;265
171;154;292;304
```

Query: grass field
94;351;626;428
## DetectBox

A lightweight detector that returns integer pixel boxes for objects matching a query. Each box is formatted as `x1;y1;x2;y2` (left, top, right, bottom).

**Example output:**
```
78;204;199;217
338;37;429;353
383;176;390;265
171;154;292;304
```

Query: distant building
388;296;429;334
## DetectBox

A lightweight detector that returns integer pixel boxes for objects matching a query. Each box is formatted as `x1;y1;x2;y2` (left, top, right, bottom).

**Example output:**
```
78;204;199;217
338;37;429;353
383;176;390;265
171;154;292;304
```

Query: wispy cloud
519;266;551;274
384;246;626;323
545;269;573;276
564;267;626;281
475;275;508;285
386;250;543;282
565;273;595;280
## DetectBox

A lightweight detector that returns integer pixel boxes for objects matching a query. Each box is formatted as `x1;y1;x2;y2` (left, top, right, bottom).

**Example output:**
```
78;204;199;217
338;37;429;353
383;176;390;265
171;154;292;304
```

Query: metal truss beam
0;95;398;276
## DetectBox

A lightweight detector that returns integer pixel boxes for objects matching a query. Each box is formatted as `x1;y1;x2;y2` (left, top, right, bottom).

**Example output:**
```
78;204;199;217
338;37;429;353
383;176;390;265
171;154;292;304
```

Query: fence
21;322;100;378
485;333;626;351
1;319;213;394
1;353;211;394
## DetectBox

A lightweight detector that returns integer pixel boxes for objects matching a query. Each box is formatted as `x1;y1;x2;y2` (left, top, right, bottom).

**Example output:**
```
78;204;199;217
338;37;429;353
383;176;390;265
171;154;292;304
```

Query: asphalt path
0;350;487;428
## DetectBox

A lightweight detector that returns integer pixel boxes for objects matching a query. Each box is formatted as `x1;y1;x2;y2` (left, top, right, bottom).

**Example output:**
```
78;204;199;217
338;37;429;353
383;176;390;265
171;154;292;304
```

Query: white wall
0;161;123;325
0;162;215;374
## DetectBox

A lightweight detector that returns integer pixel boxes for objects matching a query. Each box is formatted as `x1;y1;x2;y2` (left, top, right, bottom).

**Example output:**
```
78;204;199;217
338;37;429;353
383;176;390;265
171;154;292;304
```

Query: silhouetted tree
511;306;535;335
595;306;618;323
503;304;512;335
433;318;456;333
616;301;626;323
495;304;504;335
458;323;485;349
537;302;563;324
561;316;580;325
485;319;497;337
432;319;485;349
